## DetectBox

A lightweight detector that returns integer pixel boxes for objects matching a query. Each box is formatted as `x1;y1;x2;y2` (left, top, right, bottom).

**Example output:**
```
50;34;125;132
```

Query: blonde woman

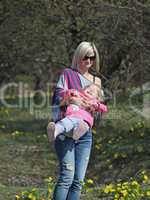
50;41;102;200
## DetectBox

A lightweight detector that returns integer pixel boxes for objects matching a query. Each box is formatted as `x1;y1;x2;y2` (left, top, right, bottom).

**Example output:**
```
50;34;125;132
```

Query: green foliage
14;172;150;200
15;177;55;200
101;170;150;200
0;89;149;199
0;0;150;89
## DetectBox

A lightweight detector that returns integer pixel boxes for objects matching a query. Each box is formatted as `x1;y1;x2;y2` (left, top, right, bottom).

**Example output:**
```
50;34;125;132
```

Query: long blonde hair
71;41;100;72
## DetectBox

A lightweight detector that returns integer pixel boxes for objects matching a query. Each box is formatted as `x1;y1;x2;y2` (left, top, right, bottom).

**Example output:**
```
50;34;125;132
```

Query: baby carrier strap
51;68;82;121
52;68;82;104
64;68;82;90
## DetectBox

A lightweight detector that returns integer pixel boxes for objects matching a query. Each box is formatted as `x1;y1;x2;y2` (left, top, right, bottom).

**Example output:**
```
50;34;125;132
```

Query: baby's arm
93;101;108;113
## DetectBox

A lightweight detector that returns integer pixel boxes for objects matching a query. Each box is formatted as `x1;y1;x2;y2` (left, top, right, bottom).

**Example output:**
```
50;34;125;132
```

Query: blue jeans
53;130;92;200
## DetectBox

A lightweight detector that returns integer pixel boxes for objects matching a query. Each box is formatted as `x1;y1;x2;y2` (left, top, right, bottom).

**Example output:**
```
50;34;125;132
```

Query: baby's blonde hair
84;84;104;101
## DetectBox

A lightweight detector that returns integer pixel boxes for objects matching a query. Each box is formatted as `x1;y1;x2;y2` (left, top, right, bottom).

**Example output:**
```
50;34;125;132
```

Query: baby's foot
47;122;57;142
73;121;89;140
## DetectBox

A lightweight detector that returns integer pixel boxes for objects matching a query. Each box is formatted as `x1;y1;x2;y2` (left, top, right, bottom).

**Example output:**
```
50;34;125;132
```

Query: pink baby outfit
63;89;108;128
66;104;94;127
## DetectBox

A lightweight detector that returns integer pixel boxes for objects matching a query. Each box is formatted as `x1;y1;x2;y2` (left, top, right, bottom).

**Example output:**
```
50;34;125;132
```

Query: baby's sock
73;121;89;140
55;122;65;136
47;122;65;142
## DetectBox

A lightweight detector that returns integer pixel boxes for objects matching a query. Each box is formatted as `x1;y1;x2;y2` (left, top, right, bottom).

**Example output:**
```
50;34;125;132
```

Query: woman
50;41;102;200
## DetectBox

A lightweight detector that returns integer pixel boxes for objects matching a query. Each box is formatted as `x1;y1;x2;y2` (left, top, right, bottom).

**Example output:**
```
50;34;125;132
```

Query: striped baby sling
51;68;82;122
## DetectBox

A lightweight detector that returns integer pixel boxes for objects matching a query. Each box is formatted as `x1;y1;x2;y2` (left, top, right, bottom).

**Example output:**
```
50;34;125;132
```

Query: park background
0;0;150;199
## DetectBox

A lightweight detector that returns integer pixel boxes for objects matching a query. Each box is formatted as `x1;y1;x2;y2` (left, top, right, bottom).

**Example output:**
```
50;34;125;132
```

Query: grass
0;93;149;199
0;104;58;199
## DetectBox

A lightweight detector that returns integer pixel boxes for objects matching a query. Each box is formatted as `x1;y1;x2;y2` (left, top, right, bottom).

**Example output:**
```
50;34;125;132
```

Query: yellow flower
48;187;52;193
131;181;139;186
146;191;150;196
116;183;121;187
48;177;53;181
141;170;146;175
121;189;128;197
104;184;115;193
92;129;96;134
28;193;36;200
15;195;20;199
143;175;149;183
32;188;37;192
122;182;128;186
144;175;148;181
95;144;102;150
114;193;119;199
87;179;94;184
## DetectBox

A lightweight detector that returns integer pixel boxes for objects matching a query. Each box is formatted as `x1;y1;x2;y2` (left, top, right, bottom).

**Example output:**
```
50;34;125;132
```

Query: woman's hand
69;95;91;108
60;91;92;110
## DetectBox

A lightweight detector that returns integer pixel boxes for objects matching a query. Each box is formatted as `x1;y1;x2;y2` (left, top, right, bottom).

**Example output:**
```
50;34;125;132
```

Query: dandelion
48;187;52;193
45;176;53;183
131;181;139;186
28;193;36;200
121;189;128;197
95;144;102;150
146;191;150;196
92;129;96;135
143;175;149;183
141;170;147;175
114;193;119;199
48;177;53;181
104;184;115;193
32;188;37;192
15;195;20;200
87;179;94;184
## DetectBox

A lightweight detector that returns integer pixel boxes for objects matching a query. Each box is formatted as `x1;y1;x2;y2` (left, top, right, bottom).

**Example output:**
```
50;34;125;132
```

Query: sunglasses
82;55;96;61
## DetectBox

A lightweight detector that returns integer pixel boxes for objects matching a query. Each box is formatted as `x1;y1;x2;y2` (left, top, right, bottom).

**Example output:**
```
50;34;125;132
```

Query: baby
47;84;108;141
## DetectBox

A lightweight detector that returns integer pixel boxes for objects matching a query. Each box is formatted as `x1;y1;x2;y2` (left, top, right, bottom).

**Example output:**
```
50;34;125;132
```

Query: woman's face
79;48;95;71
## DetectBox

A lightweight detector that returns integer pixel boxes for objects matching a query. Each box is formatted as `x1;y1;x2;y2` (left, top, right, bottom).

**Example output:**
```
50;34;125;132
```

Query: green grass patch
0;93;149;199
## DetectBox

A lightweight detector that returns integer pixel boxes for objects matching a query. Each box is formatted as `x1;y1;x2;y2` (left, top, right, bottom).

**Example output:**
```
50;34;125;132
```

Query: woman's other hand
69;95;91;108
